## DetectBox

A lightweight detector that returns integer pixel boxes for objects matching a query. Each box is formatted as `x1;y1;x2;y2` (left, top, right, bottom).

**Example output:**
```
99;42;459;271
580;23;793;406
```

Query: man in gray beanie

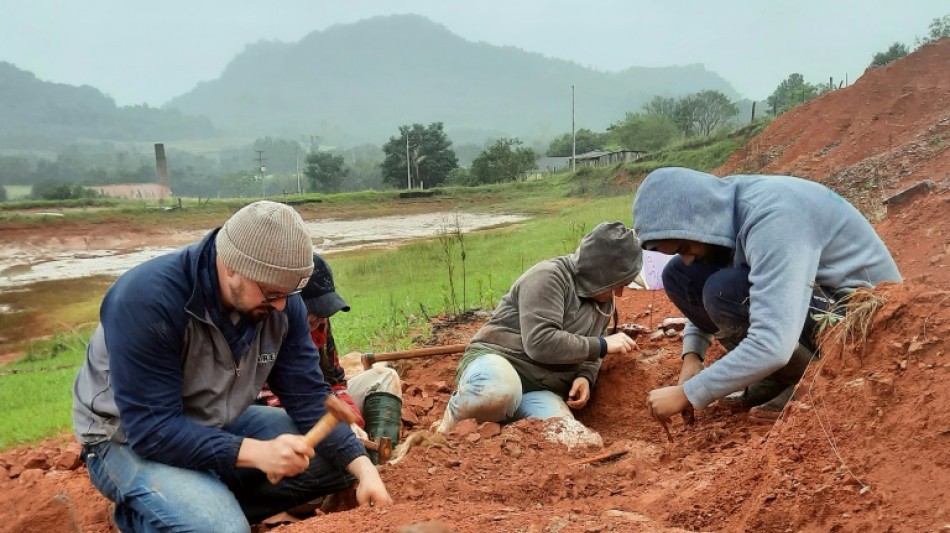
73;201;392;532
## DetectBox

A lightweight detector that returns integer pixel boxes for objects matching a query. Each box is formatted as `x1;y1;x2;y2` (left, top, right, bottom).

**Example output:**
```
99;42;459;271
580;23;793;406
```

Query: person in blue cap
258;253;403;461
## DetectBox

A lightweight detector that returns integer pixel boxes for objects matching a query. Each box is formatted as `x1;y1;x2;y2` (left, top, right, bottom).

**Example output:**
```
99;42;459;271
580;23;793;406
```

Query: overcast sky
3;0;947;107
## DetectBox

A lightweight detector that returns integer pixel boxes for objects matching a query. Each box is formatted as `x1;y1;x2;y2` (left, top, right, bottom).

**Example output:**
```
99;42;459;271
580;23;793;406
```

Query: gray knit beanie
215;201;314;292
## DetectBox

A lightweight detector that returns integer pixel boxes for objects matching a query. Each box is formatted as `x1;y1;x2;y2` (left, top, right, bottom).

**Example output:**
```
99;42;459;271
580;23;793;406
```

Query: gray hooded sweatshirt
466;221;642;397
633;167;901;408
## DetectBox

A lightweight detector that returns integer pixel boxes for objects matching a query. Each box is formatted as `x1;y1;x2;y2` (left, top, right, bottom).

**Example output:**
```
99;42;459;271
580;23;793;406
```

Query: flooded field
0;211;527;288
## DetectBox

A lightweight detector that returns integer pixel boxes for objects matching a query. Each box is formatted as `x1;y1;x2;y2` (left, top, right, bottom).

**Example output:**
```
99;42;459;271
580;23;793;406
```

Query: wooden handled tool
359;436;393;464
361;343;468;370
268;395;358;483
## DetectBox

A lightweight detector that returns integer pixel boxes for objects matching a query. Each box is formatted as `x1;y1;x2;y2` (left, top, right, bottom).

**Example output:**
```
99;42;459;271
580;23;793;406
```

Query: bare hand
347;456;393;507
237;434;314;479
566;377;591;409
678;353;703;385
646;385;692;421
604;332;638;356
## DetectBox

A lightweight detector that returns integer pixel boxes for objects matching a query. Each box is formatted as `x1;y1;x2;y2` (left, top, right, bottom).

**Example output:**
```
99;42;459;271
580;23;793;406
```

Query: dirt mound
717;38;950;221
3;286;947;532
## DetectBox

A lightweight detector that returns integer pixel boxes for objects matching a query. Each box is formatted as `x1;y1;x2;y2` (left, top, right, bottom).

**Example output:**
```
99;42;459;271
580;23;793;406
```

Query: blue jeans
446;353;574;424
82;405;353;533
661;256;842;353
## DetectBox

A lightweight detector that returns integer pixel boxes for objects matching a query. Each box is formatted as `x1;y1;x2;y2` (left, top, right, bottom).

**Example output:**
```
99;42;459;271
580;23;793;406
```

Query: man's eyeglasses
256;282;302;303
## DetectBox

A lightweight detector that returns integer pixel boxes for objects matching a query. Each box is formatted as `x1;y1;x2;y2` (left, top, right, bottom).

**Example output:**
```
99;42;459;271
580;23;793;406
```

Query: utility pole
256;150;266;198
295;145;301;195
405;132;412;189
571;84;576;172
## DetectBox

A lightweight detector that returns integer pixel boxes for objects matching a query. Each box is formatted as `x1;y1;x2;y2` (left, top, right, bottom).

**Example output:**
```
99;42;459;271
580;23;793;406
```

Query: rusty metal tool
359;436;393;464
361;343;468;370
268;395;358;484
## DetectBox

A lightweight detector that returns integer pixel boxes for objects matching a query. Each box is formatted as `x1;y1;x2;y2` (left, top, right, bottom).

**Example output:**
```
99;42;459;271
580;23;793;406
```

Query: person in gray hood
435;221;642;437
633;167;901;422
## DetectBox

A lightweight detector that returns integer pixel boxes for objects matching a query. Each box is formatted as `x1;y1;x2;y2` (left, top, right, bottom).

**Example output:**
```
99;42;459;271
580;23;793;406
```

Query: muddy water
0;212;527;288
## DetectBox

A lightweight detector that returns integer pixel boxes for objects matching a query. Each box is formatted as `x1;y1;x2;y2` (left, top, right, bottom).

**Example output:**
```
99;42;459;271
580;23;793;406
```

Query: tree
381;122;458;188
642;96;678;121
30;180;100;200
217;171;261;198
469;138;537;185
304;151;346;193
692;90;740;136
545;129;607;156
0;185;7;203
870;42;909;67
915;14;950;47
606;113;679;151
766;73;821;115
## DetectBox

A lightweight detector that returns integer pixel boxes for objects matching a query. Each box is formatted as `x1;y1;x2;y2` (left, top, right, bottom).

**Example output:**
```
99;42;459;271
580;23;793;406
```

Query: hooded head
300;253;350;318
632;167;737;251
571;221;643;298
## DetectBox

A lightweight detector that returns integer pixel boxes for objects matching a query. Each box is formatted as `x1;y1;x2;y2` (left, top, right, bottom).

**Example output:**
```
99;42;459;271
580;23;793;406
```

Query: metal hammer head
360;352;376;370
325;394;359;426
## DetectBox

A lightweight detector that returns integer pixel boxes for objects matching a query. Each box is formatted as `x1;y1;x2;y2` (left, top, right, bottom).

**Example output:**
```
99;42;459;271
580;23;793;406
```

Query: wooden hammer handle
362;343;468;369
268;396;356;484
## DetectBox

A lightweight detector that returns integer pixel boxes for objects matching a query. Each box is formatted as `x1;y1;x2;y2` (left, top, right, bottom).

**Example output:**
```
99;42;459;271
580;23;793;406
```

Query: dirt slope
2;38;950;533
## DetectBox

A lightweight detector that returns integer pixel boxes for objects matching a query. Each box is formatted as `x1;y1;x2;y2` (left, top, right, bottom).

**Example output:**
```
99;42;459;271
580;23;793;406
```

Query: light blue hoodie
633;167;901;408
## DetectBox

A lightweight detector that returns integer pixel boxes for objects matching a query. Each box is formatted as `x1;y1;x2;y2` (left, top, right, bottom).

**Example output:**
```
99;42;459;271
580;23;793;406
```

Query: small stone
479;422;502;439
23;451;49;470
18;468;44;485
55;450;82;471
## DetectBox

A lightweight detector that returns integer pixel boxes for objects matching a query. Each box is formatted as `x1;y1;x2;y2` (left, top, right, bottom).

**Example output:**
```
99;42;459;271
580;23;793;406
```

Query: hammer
268;395;358;484
361;343;468;370
359;436;393;464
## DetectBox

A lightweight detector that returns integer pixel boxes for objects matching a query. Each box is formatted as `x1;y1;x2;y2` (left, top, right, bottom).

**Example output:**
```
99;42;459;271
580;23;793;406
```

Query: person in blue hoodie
72;201;391;532
632;167;901;422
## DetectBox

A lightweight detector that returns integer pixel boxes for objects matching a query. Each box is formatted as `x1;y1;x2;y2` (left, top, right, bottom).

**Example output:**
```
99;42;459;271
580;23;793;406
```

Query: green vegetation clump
0;330;92;449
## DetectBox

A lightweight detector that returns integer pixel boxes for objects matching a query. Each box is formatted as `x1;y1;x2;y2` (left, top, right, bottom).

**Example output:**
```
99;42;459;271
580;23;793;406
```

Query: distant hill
166;14;740;146
0;62;216;150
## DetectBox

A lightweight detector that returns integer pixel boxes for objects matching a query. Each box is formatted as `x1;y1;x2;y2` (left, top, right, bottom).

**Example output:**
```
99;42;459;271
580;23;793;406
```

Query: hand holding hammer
267;395;358;484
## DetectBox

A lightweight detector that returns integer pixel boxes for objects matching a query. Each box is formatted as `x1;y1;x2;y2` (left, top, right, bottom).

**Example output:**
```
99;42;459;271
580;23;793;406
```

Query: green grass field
0;194;633;449
0;125;758;450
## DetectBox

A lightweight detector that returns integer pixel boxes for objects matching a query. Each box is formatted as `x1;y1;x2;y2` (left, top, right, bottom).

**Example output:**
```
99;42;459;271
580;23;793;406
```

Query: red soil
3;38;950;533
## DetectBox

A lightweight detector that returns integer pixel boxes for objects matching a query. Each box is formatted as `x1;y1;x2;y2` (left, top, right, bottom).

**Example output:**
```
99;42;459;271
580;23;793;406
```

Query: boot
362;391;402;464
749;384;796;422
721;375;786;410
720;342;815;410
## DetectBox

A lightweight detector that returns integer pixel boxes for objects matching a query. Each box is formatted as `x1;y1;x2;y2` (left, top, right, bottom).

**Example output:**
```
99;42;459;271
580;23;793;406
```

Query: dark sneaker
720;376;787;410
748;384;796;422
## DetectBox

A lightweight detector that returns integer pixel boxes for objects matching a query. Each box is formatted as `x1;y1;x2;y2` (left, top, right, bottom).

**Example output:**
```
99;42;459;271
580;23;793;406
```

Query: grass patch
0;329;91;449
0;195;634;450
0;125;756;449
326;195;633;351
